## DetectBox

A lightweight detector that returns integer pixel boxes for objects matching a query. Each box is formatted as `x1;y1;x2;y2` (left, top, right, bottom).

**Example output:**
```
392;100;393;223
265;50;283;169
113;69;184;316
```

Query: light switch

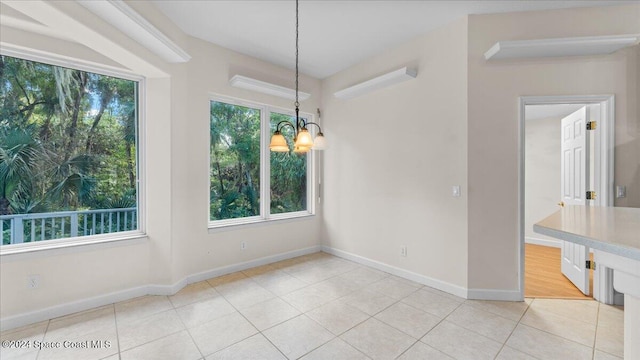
452;185;461;197
616;185;626;198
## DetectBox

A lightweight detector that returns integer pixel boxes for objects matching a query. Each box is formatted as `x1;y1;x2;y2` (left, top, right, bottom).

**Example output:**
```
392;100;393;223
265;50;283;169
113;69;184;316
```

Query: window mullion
261;107;271;220
307;114;315;215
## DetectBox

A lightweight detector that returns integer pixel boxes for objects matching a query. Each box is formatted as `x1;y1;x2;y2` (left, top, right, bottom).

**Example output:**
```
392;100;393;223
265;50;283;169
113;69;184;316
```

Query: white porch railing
0;208;137;245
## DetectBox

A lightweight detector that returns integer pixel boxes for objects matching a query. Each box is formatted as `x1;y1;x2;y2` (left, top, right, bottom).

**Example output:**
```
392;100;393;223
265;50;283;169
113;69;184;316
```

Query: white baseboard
185;245;322;285
525;236;561;248
321;246;468;299
0;245;321;331
466;288;523;301
0;286;149;332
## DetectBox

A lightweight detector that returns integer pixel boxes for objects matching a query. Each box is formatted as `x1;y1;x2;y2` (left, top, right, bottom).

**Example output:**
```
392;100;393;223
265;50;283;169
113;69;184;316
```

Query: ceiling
151;0;636;79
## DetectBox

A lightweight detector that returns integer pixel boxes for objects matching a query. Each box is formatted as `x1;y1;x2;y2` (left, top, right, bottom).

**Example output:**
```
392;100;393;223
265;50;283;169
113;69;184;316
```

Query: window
0;55;141;248
209;98;313;226
209;101;261;220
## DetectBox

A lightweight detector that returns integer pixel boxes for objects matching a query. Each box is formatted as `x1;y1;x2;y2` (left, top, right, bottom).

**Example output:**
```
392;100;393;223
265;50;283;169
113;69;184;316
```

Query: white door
560;107;591;295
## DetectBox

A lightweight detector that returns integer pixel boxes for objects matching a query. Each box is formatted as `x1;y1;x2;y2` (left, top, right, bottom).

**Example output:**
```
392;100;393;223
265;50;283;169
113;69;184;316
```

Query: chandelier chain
295;0;299;109
269;0;325;153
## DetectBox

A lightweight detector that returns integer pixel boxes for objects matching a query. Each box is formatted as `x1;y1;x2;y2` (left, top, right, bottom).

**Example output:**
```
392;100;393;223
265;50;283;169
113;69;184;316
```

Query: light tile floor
1;252;625;360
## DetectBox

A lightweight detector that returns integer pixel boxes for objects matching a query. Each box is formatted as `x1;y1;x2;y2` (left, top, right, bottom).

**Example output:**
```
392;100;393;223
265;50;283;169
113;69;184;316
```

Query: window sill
208;212;315;233
0;232;148;259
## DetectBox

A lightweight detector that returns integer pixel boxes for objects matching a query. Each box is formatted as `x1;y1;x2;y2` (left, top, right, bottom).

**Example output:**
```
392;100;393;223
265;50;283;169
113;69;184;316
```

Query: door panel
560;107;591;295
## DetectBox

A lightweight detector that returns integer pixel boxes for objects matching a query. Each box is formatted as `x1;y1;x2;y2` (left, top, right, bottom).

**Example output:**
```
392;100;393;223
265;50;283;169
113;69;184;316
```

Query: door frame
517;94;615;301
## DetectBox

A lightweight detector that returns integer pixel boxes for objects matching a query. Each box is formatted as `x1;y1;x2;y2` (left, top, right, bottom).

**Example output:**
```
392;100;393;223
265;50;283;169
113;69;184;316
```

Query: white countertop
533;205;640;261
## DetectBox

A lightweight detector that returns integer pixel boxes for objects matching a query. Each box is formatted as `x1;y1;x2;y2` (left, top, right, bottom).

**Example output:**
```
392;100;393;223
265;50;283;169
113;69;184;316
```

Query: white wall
525;116;561;245
0;1;322;325
321;17;469;294
467;4;640;292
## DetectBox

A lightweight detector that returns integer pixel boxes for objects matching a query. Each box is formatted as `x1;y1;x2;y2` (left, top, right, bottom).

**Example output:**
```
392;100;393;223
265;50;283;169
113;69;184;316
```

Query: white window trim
0;48;147;256
0;232;148;257
208;94;316;230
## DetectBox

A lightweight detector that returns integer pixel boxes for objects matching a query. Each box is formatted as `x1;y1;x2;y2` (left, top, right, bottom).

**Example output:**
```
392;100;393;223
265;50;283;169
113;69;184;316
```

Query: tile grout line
167;258;346;359
261;257;358;358
206;265;360;359
517;322;600;352
271;263;373;359
592;302;600;360
170;294;207;360
417;299;466;358
588;303;624;360
258;325;291;360
34;319;51;360
393;338;421;359
110;304;122;360
281;272;401;358
115;297;186;357
518;299;600;358
202;284;266;359
491;298;535;360
464;298;532;323
519;298;605;352
220;281;292;360
325;280;465;358
341;285;455;359
302;286;410;359
255;259;395;359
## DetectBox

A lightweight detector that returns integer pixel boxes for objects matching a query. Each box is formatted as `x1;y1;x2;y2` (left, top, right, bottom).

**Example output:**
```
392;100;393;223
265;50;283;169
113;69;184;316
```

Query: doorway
525;103;596;298
518;95;615;301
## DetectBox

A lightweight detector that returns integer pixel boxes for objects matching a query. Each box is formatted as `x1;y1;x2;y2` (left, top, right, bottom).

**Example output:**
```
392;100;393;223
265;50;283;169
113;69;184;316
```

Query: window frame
0;48;147;256
208;95;316;229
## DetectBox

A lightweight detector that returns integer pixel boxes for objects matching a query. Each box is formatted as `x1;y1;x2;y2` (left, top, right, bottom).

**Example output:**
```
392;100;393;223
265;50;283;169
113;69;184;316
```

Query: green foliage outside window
210;101;261;220
270;113;306;214
0;55;138;243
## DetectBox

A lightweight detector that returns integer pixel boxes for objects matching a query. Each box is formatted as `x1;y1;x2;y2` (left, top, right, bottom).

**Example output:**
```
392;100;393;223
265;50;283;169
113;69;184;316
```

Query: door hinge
586;191;597;200
586;121;597;130
586;260;596;270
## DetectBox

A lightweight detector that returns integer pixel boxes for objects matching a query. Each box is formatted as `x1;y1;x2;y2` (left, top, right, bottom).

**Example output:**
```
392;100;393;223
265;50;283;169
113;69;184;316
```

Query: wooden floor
525;244;593;299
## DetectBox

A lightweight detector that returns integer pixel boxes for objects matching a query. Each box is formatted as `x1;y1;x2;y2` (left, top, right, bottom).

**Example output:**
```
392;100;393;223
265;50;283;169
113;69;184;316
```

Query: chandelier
269;0;326;153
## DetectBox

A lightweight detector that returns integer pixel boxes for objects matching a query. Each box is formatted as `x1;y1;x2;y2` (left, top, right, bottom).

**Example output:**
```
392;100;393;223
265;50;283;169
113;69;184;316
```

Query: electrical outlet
27;275;41;289
400;246;407;257
241;241;246;250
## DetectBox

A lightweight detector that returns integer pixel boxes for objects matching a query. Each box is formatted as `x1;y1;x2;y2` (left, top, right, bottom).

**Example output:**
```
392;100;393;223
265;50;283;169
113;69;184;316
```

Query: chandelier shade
311;132;326;150
269;131;289;152
294;128;313;148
